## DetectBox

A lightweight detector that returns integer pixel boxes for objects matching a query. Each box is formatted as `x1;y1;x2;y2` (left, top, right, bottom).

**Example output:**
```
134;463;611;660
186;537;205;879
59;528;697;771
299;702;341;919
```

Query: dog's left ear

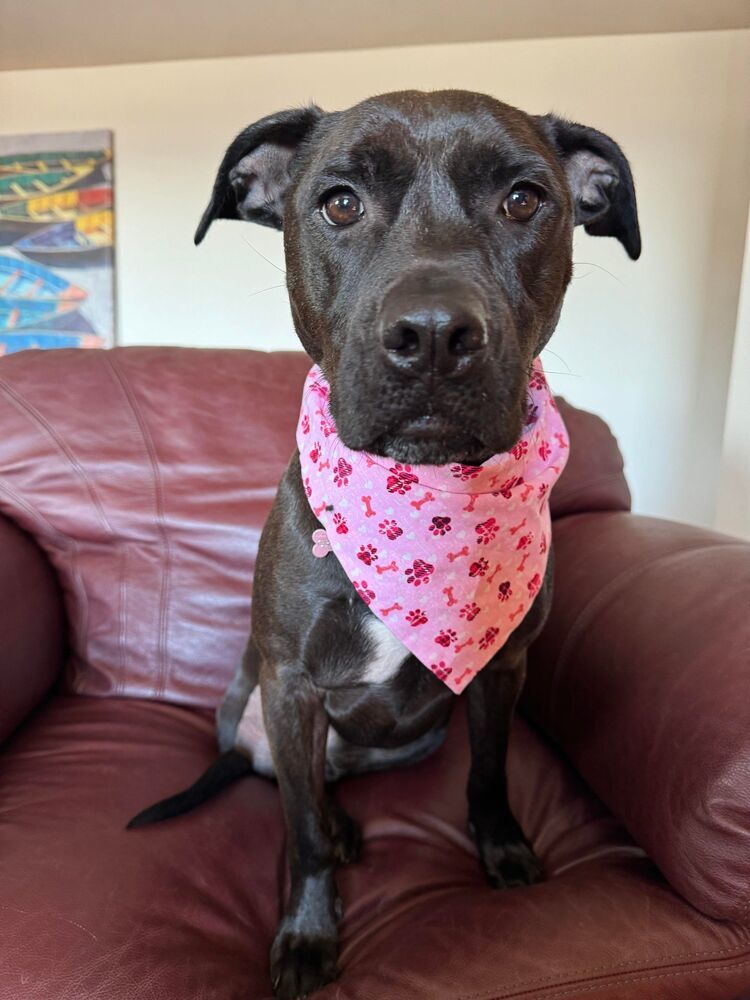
194;105;324;244
537;115;641;260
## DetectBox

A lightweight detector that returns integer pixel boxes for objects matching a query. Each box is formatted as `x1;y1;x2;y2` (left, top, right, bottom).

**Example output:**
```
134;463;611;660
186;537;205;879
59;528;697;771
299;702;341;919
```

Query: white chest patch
361;616;410;684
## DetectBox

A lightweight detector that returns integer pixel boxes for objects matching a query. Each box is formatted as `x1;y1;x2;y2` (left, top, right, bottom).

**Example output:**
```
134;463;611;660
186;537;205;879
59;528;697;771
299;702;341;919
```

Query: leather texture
524;511;750;924
0;346;748;999
0;515;65;744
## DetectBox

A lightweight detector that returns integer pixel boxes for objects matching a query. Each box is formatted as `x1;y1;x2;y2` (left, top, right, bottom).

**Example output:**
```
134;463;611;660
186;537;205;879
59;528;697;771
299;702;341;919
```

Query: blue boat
0;328;104;355
14;210;113;268
0;255;86;331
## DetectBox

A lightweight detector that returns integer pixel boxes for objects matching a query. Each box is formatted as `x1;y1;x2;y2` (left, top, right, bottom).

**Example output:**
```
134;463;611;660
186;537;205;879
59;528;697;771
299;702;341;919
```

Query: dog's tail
126;749;253;829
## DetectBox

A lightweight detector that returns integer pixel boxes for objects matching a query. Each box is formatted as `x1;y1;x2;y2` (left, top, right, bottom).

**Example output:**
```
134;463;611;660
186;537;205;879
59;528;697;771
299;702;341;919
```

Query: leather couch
0;346;748;1000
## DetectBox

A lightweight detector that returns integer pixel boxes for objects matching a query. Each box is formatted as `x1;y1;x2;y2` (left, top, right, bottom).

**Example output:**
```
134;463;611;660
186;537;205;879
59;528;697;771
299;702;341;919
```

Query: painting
0;129;115;356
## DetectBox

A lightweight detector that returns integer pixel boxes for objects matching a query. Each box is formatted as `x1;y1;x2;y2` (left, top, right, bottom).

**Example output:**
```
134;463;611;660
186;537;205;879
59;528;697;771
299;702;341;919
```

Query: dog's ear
537;115;641;260
194;105;324;244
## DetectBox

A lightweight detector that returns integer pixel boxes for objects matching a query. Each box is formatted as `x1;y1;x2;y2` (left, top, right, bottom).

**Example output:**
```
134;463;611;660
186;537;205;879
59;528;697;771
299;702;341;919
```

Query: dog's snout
380;300;488;378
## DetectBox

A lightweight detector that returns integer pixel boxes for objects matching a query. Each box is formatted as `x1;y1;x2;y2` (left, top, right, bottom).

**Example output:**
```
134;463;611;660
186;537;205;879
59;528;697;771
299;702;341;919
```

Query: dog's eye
321;189;364;227
502;186;542;222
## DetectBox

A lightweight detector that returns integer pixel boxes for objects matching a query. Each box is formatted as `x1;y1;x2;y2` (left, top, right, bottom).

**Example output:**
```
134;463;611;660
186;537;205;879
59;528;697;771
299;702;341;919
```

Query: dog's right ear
194;106;324;244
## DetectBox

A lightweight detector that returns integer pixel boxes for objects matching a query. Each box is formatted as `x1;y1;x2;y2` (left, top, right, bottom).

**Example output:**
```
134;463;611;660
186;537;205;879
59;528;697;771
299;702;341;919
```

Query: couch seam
483;954;750;1000
455;937;750;1000
0;377;116;536
102;353;172;701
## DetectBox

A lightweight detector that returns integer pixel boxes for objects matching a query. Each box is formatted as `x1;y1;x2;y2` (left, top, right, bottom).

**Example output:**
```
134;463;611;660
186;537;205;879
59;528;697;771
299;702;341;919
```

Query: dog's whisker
242;236;287;275
247;283;287;299
572;260;624;286
541;348;574;374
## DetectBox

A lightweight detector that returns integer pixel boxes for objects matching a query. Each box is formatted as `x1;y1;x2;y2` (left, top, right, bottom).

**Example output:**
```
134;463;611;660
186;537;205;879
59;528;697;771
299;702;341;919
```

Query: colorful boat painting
0;149;110;174
0;256;87;331
0;186;112;244
0;163;98;203
0;329;104;356
14;210;113;267
0;129;115;355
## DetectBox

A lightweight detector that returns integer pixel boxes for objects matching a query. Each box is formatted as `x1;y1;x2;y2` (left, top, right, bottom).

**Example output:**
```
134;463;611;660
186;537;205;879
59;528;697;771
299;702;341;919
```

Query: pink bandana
297;361;569;694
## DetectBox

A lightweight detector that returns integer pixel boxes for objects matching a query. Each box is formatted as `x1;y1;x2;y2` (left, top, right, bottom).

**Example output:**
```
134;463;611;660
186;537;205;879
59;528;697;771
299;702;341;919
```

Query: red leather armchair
0;347;748;1000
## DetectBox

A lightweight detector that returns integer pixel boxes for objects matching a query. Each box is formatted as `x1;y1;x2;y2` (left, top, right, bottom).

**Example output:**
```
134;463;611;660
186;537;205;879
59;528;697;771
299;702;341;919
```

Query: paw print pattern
516;533;533;551
300;414;310;435
333;458;353;487
511;440;528;461
431;661;453;681
332;512;348;534
460;602;481;621
478;626;500;651
450;463;483;481
475;518;499;544
405;559;434;586
527;573;542;597
429;516;452;536
353;580;376;605
497;580;512;602
468;557;489;578
538;440;551;461
406;609;428;627
386;464;419;494
434;629;458;648
529;370;547;391
357;543;379;565
378;519;403;540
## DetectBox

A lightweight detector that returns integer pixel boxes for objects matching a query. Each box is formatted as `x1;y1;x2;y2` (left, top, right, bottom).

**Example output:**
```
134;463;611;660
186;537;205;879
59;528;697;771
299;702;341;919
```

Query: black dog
129;90;640;998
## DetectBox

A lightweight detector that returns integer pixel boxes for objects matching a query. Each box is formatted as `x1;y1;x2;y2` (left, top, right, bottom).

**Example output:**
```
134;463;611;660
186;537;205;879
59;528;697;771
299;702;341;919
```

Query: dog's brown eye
321;189;364;227
502;186;542;222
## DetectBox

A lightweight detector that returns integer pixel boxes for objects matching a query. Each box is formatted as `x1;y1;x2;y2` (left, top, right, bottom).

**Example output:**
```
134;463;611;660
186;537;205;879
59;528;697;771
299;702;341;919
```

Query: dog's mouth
368;417;493;467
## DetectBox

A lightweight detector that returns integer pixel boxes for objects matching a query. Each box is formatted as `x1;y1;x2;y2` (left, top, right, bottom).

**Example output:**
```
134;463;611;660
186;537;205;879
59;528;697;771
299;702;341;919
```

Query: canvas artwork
0;129;115;356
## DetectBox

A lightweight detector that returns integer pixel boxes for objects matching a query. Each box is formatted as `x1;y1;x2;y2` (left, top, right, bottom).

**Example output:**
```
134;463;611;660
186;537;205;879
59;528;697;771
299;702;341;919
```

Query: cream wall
717;207;750;539
2;30;749;530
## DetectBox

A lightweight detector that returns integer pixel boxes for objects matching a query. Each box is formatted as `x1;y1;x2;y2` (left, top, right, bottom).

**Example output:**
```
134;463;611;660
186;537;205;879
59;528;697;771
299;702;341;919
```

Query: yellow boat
0;186;112;243
0;150;110;175
0;162;99;203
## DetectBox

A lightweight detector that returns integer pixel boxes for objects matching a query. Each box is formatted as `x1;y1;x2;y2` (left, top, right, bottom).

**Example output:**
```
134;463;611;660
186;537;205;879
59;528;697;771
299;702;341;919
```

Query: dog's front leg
262;663;340;999
465;648;543;889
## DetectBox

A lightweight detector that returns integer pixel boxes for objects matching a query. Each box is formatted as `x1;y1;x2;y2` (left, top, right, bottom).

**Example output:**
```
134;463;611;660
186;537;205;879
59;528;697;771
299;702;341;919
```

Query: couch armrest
524;511;750;923
0;514;66;744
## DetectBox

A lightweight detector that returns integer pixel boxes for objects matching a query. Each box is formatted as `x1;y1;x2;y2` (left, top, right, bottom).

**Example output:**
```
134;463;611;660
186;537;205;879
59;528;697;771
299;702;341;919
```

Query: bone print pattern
297;359;569;694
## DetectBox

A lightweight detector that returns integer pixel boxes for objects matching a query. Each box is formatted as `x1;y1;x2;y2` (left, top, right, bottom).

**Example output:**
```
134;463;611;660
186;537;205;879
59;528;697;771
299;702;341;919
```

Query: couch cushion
0;347;629;707
0;515;65;742
0;696;748;1000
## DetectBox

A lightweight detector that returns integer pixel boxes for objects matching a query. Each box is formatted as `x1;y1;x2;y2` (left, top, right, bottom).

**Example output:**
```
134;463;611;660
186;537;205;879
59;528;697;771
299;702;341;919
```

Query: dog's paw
479;834;544;889
327;801;362;866
270;927;338;999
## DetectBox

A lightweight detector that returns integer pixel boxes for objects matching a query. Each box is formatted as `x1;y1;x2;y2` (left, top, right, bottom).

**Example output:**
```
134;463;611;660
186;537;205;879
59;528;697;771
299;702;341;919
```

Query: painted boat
14;210;114;267
0;255;87;331
0;150;110;174
0;163;97;202
0;187;112;243
0;329;103;355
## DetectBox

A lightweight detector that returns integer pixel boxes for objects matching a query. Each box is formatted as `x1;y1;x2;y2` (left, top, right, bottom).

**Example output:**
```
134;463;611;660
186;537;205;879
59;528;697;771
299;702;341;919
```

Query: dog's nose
380;304;488;378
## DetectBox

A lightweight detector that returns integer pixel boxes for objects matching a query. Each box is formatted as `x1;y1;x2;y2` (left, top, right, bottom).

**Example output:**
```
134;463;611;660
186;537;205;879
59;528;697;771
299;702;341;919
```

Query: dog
129;90;640;999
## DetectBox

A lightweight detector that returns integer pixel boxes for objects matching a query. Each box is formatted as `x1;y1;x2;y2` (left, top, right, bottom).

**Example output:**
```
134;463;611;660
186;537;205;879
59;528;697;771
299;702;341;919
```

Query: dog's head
196;90;640;464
